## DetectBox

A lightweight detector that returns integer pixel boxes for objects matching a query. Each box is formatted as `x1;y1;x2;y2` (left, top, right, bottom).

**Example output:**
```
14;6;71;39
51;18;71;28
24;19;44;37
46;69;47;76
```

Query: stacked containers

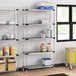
2;46;16;56
7;47;16;71
0;47;16;72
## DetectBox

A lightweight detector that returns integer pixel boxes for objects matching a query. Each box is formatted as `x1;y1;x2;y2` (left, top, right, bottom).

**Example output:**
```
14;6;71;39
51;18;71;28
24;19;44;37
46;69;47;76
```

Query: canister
10;47;16;55
0;50;3;56
3;47;9;56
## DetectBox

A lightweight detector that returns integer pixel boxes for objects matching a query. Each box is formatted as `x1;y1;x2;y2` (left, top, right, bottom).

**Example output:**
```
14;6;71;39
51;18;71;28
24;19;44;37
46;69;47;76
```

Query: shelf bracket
16;54;19;56
26;38;29;40
53;23;55;25
25;24;29;26
16;39;19;41
16;9;19;11
53;37;55;39
53;9;55;11
25;9;29;11
22;9;25;11
26;53;29;55
16;24;19;26
53;51;55;53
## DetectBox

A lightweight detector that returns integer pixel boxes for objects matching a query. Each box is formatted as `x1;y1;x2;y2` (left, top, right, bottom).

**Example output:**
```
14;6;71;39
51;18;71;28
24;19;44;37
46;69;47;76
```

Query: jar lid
47;43;51;45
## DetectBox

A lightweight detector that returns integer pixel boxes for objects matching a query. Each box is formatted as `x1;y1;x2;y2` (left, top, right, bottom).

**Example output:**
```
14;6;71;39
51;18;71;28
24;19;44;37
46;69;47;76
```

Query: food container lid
47;43;51;45
41;43;44;45
42;58;52;60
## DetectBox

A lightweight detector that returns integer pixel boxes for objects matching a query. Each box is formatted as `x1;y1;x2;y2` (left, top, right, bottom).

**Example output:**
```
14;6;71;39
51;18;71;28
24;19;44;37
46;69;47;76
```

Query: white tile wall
0;0;76;68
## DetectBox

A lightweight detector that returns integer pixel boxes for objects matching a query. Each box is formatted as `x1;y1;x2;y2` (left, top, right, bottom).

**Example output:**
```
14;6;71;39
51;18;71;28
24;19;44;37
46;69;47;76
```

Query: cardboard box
7;63;16;71
0;64;5;72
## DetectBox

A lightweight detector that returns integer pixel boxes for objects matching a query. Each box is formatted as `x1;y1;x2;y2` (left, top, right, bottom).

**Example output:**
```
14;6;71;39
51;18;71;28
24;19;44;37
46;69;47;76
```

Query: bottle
40;43;46;52
47;43;51;52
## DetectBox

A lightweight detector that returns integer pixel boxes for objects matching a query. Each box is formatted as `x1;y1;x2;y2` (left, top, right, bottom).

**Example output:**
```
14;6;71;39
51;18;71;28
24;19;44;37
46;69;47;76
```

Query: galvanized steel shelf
25;64;53;70
21;8;55;71
0;8;19;75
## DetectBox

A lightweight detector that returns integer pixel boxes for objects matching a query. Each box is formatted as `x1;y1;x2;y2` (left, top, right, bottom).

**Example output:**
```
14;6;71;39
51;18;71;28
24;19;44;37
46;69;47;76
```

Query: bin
7;63;16;71
65;47;76;70
0;58;5;72
0;64;5;72
7;58;16;71
42;58;52;66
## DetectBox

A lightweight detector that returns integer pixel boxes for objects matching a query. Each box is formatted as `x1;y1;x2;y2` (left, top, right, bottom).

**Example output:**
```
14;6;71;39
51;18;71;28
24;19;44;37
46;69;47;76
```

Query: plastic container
42;58;52;65
40;43;46;52
36;2;53;10
3;47;9;56
47;43;51;52
9;47;16;55
37;6;53;10
0;50;3;56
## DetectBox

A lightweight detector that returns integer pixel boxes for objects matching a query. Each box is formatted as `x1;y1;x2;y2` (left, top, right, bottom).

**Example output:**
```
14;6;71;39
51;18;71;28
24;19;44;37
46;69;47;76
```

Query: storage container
7;58;16;62
0;58;5;72
9;47;16;55
3;47;9;56
7;63;16;71
40;43;46;52
65;47;76;70
47;43;51;52
0;50;3;56
42;58;52;66
36;2;53;10
0;64;5;72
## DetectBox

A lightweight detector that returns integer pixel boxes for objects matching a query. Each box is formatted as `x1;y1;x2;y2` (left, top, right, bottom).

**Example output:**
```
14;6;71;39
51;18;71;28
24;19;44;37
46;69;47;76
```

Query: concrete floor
0;66;76;76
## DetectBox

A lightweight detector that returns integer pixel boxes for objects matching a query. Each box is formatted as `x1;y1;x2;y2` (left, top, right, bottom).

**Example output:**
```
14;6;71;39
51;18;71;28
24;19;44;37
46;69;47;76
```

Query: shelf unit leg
16;71;19;76
25;69;29;75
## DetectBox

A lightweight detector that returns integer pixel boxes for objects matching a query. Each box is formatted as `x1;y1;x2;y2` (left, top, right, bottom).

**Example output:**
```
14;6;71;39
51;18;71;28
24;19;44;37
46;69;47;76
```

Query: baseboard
17;63;65;71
